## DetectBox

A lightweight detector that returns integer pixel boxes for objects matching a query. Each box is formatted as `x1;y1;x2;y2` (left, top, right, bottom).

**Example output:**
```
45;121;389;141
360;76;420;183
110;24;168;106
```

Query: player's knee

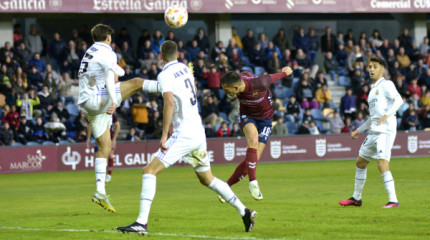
356;158;368;169
247;138;259;149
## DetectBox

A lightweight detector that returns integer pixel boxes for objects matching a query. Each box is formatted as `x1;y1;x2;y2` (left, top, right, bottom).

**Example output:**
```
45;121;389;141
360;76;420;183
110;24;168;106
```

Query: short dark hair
160;40;178;62
369;56;387;69
91;24;114;42
220;71;241;86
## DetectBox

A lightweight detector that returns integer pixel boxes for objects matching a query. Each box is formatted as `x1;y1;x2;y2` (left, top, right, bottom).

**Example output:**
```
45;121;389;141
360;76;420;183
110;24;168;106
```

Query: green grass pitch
0;157;429;240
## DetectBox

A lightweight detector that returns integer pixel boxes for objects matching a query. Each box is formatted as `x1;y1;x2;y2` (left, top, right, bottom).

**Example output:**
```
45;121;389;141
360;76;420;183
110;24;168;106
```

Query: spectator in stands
285;95;300;123
408;78;421;98
165;30;178;43
356;84;370;104
16;91;40;120
37;86;55;116
202;65;221;97
321;26;337;55
13;23;23;47
187;40;200;63
308;120;320;135
421;89;430;108
204;123;215;138
406;109;419;131
250;43;265;67
115;27;133;49
296;48;317;78
293;27;310;53
42;64;60;84
242;29;255;56
272;115;288;136
419;67;430;87
266;50;282;74
74;111;88;136
194;28;210;53
345;39;354;55
351;111;366;130
0;64;12;94
147;63;160;80
16;115;33;144
273;28;289;55
137;29;150;51
397;47;411;69
231;27;243;50
421;105;430;128
201;94;224;127
137;40;153;65
410;93;423;111
42;72;58;99
347;45;365;73
2;104;20;130
63;40;81;78
216;121;231;137
52;100;70;123
44;113;66;143
0;41;15;62
341;117;353;133
339;88;357;120
419;36;429;56
151;29;165;55
314;71;328;91
258;32;269;49
193;50;211;68
121;41;136;68
119;65;135;82
0;122;14;145
48;32;68;72
33;116;48;142
405;64;420;83
132;94;149;132
295;75;318;109
15;42;32;68
230;123;242;137
324;51;339;81
327;110;344;134
229;48;245;71
265;41;281;60
315;83;332;109
28;53;46;74
25;24;43;55
398;28;413;52
344;29;355;45
126;127;141;142
308;27;319;65
13;77;27;96
211;41;227;61
369;29;383;48
5;88;18;106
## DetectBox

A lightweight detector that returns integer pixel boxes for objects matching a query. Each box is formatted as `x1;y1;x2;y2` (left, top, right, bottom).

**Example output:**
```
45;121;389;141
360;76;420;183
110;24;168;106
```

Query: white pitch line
0;226;292;240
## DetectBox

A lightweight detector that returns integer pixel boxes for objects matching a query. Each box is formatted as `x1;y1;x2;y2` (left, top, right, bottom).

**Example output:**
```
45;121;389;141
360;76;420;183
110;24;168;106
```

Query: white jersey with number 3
158;60;204;135
77;42;120;105
367;78;401;134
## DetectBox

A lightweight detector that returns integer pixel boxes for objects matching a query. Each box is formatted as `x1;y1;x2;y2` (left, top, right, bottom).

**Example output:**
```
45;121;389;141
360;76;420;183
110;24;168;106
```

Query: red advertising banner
0;146;58;174
0;0;429;13
0;131;429;174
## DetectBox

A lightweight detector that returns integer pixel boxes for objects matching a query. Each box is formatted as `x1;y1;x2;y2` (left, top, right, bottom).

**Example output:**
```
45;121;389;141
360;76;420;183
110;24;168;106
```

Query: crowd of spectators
1;22;430;146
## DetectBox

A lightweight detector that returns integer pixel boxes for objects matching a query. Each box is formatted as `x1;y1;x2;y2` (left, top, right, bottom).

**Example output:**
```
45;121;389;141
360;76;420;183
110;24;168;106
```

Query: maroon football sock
107;157;114;175
227;159;248;186
247;148;258;181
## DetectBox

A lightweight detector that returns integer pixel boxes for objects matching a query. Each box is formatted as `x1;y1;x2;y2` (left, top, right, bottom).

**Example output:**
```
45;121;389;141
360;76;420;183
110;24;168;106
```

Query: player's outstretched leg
120;78;160;101
339;157;368;207
198;170;257;232
92;128;116;212
246;148;263;201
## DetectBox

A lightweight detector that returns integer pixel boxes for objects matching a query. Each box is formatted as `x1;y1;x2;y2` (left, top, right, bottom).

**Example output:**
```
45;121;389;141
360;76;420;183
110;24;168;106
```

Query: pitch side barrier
1;131;429;174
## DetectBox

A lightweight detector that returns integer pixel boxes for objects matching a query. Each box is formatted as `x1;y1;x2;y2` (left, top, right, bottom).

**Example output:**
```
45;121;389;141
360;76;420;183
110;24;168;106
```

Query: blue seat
241;66;254;75
274;86;286;99
311;109;325;121
284;87;294;98
254;66;265;76
315;120;328;134
67;104;80;117
218;112;228;123
11;142;23;146
285;121;298;134
26;141;39;146
42;141;55;145
59;140;70;145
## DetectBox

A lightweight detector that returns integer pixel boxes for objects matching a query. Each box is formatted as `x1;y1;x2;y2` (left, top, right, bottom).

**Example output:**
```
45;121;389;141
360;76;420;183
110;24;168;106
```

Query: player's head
160;40;178;63
220;71;242;97
368;56;386;81
91;24;114;44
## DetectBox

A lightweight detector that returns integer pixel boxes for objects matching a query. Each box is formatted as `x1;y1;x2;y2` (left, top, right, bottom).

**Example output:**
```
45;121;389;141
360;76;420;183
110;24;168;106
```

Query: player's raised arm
269;66;292;83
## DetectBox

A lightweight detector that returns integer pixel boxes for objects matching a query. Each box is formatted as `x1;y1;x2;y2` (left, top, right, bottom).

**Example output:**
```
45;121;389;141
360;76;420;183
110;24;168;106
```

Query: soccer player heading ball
219;66;293;201
339;57;403;208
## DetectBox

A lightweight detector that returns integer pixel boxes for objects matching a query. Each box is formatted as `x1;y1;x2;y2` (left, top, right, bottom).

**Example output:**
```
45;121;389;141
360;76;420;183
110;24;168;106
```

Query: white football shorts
155;133;210;172
79;82;122;139
359;132;396;161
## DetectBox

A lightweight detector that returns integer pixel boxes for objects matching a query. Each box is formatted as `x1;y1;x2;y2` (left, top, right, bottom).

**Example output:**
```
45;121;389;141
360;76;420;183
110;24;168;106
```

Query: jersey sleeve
383;81;401;101
98;51;124;76
158;72;173;94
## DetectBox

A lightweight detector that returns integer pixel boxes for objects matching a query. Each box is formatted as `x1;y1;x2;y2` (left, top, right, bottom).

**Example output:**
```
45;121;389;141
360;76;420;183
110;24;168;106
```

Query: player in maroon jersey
220;66;292;200
87;113;121;183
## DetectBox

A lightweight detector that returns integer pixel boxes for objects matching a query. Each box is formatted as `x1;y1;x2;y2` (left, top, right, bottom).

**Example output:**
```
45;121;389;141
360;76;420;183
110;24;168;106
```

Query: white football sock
208;177;246;217
142;80;160;93
382;171;398;203
352;167;367;200
136;174;156;225
95;158;107;195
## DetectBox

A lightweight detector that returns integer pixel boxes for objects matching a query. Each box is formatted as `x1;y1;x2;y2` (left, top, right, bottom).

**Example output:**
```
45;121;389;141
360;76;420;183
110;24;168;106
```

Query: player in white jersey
339;57;403;209
117;41;257;235
78;24;160;213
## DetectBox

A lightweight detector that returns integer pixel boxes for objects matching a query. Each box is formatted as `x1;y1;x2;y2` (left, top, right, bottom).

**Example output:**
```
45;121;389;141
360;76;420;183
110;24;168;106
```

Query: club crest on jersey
224;142;235;161
315;139;326;157
375;90;379;95
244;118;248;122
252;92;259;98
407;135;418;153
270;141;281;159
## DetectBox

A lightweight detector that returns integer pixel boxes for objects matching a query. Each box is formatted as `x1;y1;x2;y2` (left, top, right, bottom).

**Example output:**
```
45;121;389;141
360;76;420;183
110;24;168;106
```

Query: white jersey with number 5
367;78;401;134
77;42;121;105
158;60;204;136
